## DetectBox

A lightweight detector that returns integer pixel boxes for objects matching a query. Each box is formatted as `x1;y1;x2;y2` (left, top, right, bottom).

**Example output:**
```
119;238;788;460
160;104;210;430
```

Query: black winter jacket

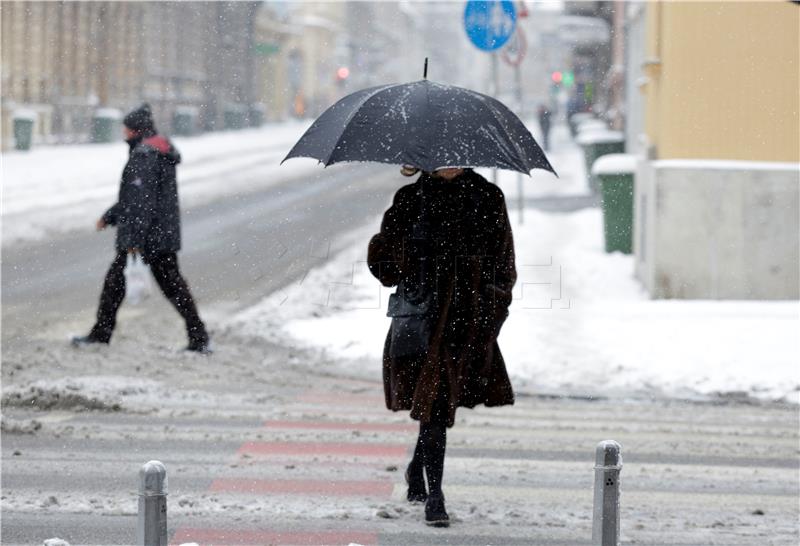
103;135;182;257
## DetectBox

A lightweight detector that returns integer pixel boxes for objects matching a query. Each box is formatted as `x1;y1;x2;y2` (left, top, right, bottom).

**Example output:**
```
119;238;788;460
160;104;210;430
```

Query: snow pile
93;108;122;120
576;130;624;146
1;375;222;413
42;539;70;546
12;109;38;121
591;153;638;175
231;204;800;404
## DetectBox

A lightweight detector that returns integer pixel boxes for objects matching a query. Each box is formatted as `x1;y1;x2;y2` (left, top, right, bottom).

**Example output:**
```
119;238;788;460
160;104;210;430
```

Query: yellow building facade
642;1;799;162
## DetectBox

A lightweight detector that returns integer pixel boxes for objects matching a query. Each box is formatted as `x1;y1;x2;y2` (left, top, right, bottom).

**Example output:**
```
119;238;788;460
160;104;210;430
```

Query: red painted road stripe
209;477;393;496
263;419;417;433
237;441;407;458
171;528;378;546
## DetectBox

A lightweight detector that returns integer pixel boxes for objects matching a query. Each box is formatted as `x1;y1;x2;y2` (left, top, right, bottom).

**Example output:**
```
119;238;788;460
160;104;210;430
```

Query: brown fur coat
367;169;516;426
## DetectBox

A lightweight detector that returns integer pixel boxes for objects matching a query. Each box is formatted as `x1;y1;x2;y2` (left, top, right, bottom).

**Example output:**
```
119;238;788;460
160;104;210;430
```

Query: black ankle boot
405;464;427;503
424;492;449;527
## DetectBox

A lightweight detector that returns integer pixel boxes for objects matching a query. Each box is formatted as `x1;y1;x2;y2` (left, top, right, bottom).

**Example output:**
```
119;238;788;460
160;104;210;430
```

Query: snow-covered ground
1;121;317;246
228;134;800;405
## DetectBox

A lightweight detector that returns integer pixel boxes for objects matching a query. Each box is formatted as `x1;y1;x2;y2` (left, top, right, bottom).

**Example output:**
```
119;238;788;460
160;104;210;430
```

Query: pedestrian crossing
2;374;797;545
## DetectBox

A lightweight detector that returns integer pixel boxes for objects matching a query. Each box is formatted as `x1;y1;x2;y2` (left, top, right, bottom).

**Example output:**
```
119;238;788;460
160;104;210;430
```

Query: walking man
537;103;552;151
72;104;210;353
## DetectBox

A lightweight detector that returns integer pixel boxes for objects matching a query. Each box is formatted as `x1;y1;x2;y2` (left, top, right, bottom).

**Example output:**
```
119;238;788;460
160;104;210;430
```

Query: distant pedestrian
368;166;516;527
538;103;552;151
72;103;210;353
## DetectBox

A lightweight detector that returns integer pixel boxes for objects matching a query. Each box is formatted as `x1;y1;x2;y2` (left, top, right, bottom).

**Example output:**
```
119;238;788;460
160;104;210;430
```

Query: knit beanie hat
123;103;155;133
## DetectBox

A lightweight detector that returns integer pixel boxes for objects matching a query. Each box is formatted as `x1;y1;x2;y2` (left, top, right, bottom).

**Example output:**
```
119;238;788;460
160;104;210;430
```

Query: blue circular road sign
464;0;517;52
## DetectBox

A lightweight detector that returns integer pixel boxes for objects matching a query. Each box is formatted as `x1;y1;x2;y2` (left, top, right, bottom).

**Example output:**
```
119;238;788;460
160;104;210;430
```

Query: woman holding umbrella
366;164;517;526
283;67;555;527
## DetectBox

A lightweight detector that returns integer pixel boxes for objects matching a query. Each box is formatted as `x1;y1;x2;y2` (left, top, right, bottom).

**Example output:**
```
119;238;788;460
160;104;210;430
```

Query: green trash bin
248;104;265;128
592;154;637;254
13;111;35;151
91;108;121;143
569;112;595;138
173;106;198;136
577;130;625;194
224;105;247;130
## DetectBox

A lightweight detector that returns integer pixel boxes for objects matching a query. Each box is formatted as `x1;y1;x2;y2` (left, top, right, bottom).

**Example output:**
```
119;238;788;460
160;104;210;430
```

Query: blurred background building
1;1;563;148
1;2;261;145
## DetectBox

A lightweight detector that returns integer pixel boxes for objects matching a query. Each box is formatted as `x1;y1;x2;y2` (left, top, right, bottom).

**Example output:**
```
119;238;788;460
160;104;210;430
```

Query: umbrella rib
475;93;530;174
323;83;396;166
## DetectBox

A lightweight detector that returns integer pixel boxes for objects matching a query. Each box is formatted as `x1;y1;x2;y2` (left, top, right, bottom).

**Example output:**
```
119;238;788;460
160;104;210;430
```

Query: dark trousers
408;378;449;495
90;251;208;344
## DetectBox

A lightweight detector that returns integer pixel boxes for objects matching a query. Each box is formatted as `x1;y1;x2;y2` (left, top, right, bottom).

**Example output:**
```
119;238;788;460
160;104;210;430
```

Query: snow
1;120;315;246
1;375;235;413
652;159;800;172
591;153;638;175
12;109;37;121
576;130;625;146
93;108;122;120
569;112;595;124
42;539;70;546
576;119;607;133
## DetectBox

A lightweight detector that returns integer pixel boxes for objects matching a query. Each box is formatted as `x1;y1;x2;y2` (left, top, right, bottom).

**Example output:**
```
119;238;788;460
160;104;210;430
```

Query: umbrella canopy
283;79;556;176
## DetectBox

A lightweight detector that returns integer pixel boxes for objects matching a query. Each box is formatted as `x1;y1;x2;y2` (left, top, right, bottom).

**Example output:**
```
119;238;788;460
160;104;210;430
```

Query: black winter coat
368;170;516;427
103;135;182;258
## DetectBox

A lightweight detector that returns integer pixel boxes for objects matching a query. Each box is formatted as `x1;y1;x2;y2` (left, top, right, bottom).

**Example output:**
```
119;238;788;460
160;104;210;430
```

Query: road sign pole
515;47;522;223
491;52;499;184
464;0;518;188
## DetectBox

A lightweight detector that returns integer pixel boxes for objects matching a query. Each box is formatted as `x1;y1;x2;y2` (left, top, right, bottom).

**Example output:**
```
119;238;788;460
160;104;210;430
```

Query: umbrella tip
424;57;428;79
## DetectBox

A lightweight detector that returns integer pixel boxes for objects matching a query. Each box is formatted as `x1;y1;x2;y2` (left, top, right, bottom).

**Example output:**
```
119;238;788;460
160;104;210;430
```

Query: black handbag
387;277;433;358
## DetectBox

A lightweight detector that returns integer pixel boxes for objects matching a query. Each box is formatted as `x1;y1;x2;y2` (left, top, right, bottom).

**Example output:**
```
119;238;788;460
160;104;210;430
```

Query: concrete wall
635;161;800;299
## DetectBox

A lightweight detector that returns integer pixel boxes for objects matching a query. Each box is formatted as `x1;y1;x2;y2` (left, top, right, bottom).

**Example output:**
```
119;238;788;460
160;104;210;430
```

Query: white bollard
137;460;168;546
592;440;622;546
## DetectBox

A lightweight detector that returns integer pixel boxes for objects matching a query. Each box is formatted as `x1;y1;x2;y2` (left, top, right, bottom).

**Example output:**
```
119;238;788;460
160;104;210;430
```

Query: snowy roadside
225;207;799;405
1;120;316;246
225;138;800;406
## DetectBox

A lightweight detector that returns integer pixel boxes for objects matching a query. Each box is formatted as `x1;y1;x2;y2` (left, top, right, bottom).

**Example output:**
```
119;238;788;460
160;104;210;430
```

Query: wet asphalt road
2;160;400;333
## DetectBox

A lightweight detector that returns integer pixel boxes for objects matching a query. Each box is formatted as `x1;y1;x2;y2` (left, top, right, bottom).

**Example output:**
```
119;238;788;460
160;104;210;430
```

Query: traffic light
336;67;350;81
551;70;575;88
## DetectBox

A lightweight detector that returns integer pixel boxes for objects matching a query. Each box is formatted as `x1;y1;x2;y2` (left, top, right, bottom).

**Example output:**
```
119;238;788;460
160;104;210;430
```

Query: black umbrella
283;77;556;177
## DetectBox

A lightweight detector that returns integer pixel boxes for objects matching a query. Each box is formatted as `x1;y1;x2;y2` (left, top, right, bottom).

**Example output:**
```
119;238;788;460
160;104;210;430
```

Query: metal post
491;52;499;185
137;460;168;546
514;58;524;224
592;440;622;546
